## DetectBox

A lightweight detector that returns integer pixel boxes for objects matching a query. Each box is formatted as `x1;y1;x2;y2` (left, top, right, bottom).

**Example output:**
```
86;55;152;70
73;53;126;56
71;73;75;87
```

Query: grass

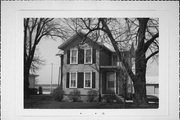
24;94;158;109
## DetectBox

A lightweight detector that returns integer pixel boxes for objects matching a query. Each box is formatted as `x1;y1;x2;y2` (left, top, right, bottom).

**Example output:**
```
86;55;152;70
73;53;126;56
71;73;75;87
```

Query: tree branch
99;18;136;82
144;33;159;52
146;50;159;62
24;18;29;63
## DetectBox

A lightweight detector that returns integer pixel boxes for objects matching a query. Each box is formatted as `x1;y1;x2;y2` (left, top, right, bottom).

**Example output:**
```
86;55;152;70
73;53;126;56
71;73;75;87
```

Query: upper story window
67;46;95;65
70;72;77;88
84;48;92;64
84;72;92;88
70;48;78;64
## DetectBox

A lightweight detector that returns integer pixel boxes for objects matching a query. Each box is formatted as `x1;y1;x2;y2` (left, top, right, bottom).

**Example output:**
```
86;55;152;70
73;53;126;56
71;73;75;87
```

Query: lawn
24;95;158;109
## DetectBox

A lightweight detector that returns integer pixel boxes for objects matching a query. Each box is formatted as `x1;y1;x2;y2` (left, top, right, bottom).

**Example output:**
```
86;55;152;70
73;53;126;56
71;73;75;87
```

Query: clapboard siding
62;36;100;95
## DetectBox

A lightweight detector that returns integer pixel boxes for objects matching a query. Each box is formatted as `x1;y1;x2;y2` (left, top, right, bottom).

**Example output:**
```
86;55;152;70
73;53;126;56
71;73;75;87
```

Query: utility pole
50;63;53;94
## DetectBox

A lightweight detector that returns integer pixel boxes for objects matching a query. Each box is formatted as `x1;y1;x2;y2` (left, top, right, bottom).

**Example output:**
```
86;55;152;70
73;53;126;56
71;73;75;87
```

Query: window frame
70;48;78;64
69;72;77;88
84;72;92;88
84;48;92;64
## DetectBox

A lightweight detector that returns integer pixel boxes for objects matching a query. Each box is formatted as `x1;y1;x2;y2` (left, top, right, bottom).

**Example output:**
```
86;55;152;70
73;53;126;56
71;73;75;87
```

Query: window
84;48;92;64
84;72;92;88
70;72;77;88
70;48;78;64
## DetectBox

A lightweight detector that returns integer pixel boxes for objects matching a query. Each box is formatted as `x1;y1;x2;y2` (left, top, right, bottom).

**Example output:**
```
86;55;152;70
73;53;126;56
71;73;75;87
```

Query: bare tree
30;53;45;74
134;18;158;106
59;18;159;107
24;18;66;98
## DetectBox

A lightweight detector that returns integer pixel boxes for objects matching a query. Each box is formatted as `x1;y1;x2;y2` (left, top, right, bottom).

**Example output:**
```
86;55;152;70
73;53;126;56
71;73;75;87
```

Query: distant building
29;74;39;88
35;84;58;94
146;76;159;97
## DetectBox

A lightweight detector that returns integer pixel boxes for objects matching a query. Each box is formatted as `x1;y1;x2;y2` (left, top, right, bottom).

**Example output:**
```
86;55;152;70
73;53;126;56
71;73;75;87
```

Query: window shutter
77;72;84;88
67;50;70;64
66;72;69;88
92;72;96;88
93;49;96;63
78;49;84;64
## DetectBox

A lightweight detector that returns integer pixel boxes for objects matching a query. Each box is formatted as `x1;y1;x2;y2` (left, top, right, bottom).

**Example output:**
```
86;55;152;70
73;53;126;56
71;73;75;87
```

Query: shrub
29;88;38;95
102;90;121;103
125;93;134;100
87;90;98;102
52;86;64;101
68;89;81;102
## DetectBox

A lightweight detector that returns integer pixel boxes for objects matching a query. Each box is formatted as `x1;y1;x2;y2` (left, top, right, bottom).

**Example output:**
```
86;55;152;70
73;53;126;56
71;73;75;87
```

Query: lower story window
84;72;92;88
70;72;77;88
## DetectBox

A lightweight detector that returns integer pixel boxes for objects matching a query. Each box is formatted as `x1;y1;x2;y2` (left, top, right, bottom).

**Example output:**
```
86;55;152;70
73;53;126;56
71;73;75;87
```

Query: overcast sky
36;37;62;84
35;37;158;85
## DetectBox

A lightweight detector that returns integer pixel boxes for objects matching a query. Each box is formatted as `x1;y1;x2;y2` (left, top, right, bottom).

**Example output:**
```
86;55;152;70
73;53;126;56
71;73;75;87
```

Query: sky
36;37;63;84
35;36;158;85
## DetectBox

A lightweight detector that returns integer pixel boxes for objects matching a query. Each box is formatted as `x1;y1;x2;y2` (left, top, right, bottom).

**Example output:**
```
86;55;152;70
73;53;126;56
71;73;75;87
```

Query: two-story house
58;32;135;101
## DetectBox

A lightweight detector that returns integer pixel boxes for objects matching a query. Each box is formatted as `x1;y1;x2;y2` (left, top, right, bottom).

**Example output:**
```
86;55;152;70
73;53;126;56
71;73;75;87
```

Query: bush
29;88;38;95
87;90;98;102
121;93;134;100
68;89;81;102
102;90;121;103
52;86;64;101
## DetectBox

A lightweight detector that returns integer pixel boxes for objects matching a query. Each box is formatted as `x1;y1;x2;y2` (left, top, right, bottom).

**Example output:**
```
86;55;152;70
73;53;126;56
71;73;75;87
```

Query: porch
99;66;120;95
99;65;134;97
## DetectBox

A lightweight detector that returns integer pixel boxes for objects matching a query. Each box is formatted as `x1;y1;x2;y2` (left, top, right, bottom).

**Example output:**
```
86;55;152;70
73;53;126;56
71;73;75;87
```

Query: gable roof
58;32;135;55
58;32;84;50
58;32;116;53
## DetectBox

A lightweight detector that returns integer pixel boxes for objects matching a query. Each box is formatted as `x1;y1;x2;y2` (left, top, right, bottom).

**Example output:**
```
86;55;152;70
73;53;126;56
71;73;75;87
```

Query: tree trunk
24;68;30;99
133;18;149;107
24;63;31;99
133;54;148;107
100;18;150;107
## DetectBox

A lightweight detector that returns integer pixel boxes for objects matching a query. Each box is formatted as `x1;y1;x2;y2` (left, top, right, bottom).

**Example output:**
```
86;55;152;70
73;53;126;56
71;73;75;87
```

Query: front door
106;72;116;94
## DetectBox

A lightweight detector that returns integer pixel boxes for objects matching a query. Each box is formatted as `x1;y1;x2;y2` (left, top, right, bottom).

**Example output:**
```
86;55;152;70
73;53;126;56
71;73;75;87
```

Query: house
58;32;135;101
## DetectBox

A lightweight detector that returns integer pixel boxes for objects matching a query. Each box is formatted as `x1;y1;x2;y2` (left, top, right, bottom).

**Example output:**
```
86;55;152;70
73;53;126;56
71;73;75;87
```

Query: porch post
116;71;119;95
56;53;64;88
115;72;116;94
99;70;102;102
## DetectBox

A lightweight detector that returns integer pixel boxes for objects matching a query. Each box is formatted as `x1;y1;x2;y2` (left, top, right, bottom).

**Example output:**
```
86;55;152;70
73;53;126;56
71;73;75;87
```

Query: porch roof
100;66;120;69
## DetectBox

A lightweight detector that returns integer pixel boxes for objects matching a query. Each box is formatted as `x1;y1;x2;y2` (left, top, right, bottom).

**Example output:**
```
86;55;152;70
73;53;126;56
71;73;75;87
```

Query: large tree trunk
133;54;148;107
24;43;37;99
24;18;30;99
133;18;149;107
24;64;30;99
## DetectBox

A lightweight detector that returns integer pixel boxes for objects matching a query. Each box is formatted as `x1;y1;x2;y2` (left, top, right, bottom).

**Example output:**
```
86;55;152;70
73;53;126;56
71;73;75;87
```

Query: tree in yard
133;18;158;106
24;18;67;98
59;18;159;107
